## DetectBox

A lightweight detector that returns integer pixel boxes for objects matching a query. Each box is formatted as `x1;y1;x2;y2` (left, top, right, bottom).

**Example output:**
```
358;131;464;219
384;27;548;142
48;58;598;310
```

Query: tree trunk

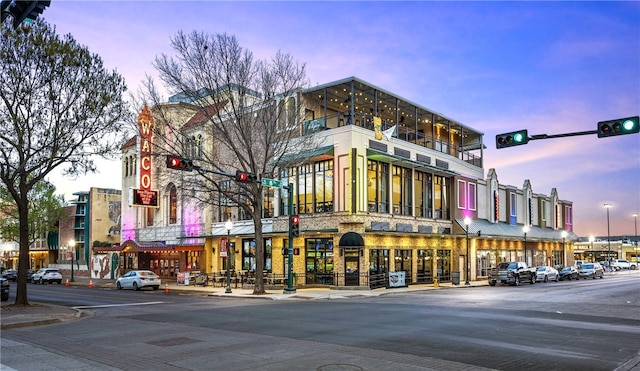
14;190;30;305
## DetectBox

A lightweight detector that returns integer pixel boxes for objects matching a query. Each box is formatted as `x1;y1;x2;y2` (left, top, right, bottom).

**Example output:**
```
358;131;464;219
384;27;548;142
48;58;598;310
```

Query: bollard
433;278;439;287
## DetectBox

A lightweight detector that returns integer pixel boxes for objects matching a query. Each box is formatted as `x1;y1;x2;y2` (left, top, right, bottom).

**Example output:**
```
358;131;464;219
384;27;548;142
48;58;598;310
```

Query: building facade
113;77;576;288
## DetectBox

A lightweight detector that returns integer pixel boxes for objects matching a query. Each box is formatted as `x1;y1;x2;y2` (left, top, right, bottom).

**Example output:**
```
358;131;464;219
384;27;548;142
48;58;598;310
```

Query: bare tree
142;32;310;294
0;20;130;305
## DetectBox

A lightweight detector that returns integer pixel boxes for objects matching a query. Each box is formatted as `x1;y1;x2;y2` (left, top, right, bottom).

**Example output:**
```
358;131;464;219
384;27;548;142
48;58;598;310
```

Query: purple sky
42;2;639;238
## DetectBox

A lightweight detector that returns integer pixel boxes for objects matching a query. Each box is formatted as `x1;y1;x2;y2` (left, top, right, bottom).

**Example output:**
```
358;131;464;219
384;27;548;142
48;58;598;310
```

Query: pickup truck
611;259;638;270
488;262;536;286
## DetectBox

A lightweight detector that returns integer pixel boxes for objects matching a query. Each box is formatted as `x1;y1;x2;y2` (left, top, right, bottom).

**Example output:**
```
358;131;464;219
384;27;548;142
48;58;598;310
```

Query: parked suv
32;268;63;284
611;259;637;270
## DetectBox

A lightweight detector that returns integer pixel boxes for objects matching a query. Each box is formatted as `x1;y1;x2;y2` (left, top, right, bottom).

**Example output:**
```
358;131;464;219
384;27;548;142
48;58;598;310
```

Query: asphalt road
2;274;639;371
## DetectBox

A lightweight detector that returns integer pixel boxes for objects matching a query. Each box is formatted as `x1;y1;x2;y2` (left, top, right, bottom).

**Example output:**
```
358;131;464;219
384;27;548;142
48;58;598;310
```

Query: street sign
261;178;282;188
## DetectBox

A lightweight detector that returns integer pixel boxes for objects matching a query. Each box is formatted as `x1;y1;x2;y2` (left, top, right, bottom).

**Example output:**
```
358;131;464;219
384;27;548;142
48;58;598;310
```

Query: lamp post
225;219;233;294
604;204;612;267
633;213;638;248
69;239;75;282
561;231;568;267
464;216;471;285
523;226;529;265
589;235;594;262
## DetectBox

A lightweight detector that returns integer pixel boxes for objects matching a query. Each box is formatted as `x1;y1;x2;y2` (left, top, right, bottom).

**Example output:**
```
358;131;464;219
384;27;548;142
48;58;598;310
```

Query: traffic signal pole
284;183;296;294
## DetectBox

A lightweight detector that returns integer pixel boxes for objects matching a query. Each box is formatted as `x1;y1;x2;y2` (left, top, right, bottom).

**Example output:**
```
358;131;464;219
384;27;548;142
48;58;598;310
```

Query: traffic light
290;215;300;237
1;0;50;29
235;170;256;182
166;155;193;171
495;130;529;149
597;116;639;138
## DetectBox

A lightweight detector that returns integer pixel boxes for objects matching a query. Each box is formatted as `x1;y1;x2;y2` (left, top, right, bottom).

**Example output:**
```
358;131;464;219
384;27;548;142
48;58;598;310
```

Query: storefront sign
220;237;228;258
388;271;406;288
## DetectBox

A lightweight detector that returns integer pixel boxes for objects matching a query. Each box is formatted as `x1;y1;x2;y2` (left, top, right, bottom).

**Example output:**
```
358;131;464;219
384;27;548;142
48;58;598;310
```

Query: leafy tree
0;179;67;247
0;20;130;305
141;32;310;294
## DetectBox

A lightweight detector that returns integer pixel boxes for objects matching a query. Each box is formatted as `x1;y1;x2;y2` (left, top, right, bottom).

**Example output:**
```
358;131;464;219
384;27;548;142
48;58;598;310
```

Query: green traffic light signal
496;129;529;149
597;116;639;138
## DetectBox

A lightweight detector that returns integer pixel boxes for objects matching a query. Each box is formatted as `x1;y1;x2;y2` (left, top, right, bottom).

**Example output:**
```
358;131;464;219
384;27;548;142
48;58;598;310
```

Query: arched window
169;185;177;224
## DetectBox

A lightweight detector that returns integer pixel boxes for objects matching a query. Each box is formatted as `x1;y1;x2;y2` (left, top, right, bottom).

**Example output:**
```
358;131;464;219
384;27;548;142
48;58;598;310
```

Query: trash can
452;271;460;285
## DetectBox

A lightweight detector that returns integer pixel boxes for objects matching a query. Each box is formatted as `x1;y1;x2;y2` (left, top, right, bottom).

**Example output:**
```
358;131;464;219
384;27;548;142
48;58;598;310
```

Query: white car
31;268;63;284
116;270;161;291
536;266;559;282
611;259;637;270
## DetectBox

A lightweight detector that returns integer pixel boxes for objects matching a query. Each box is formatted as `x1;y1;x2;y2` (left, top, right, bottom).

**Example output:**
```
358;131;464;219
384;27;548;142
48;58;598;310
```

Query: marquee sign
131;105;158;207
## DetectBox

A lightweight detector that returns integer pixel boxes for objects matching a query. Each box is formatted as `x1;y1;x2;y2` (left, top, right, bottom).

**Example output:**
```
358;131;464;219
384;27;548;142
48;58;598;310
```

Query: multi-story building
63;188;122;279
112;77;575;288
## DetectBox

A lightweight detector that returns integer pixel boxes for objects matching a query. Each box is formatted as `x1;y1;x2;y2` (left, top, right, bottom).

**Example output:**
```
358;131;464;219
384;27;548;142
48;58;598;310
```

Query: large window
414;171;432;218
369;249;389;274
287;160;334;215
169;185;177;224
314;160;333;213
367;160;389;213
241;238;272;272
433;175;450;219
392;165;412;215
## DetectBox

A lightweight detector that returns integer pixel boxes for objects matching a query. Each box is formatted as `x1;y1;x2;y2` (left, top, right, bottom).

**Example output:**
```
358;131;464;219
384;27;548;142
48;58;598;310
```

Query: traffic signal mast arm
496;116;638;149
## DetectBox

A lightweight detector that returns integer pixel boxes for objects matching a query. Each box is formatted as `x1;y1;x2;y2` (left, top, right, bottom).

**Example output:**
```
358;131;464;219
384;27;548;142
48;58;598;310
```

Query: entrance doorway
344;248;360;286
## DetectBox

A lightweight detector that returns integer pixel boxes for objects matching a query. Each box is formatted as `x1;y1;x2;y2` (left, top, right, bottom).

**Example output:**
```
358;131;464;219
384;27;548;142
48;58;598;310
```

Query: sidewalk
0;277;483;330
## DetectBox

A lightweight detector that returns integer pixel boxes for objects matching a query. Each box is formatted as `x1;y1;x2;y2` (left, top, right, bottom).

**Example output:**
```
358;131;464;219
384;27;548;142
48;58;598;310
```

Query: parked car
116;270;161;291
536;266;559;282
26;269;36;283
31;268;63;284
2;269;17;281
611;259;637;270
558;266;579;281
578;263;604;279
1;277;9;301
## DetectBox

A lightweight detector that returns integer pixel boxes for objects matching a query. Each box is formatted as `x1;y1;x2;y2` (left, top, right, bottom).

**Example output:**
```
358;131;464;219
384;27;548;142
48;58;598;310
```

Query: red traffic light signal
496;130;529;149
293;247;300;256
597;116;639;138
290;215;300;237
235;170;256;182
166;155;193;171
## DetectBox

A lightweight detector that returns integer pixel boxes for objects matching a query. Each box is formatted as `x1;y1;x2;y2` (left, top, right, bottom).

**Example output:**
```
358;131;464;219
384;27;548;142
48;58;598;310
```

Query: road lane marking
72;301;165;309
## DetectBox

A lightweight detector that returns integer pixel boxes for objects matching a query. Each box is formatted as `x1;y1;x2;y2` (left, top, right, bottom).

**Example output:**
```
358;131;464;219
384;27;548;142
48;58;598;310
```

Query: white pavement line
72;301;165;309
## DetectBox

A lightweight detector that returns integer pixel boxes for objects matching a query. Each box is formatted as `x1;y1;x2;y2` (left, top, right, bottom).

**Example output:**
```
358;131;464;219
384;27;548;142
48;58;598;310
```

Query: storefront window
241;238;272;272
367;160;389;213
305;238;334;284
369;249;389;274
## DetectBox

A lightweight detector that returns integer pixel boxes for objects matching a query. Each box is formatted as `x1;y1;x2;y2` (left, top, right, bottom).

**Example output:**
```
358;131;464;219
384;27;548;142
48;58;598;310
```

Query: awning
278;145;334;164
454;219;579;241
103;240;203;253
339;232;365;247
366;148;457;176
210;219;273;236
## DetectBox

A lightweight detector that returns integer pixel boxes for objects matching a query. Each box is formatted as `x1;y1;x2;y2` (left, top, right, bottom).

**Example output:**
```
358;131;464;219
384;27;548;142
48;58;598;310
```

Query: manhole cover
317;364;363;371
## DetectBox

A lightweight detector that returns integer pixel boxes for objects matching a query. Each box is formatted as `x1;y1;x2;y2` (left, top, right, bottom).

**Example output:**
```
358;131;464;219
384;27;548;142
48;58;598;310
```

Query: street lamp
225;219;233;294
633;213;639;261
604;203;612;267
561;231;568;267
523;226;530;265
464;216;471;285
69;239;75;282
589;235;595;261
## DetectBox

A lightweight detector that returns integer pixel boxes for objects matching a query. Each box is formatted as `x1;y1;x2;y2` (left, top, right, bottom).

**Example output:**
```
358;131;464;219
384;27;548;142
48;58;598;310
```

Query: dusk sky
42;1;639;239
